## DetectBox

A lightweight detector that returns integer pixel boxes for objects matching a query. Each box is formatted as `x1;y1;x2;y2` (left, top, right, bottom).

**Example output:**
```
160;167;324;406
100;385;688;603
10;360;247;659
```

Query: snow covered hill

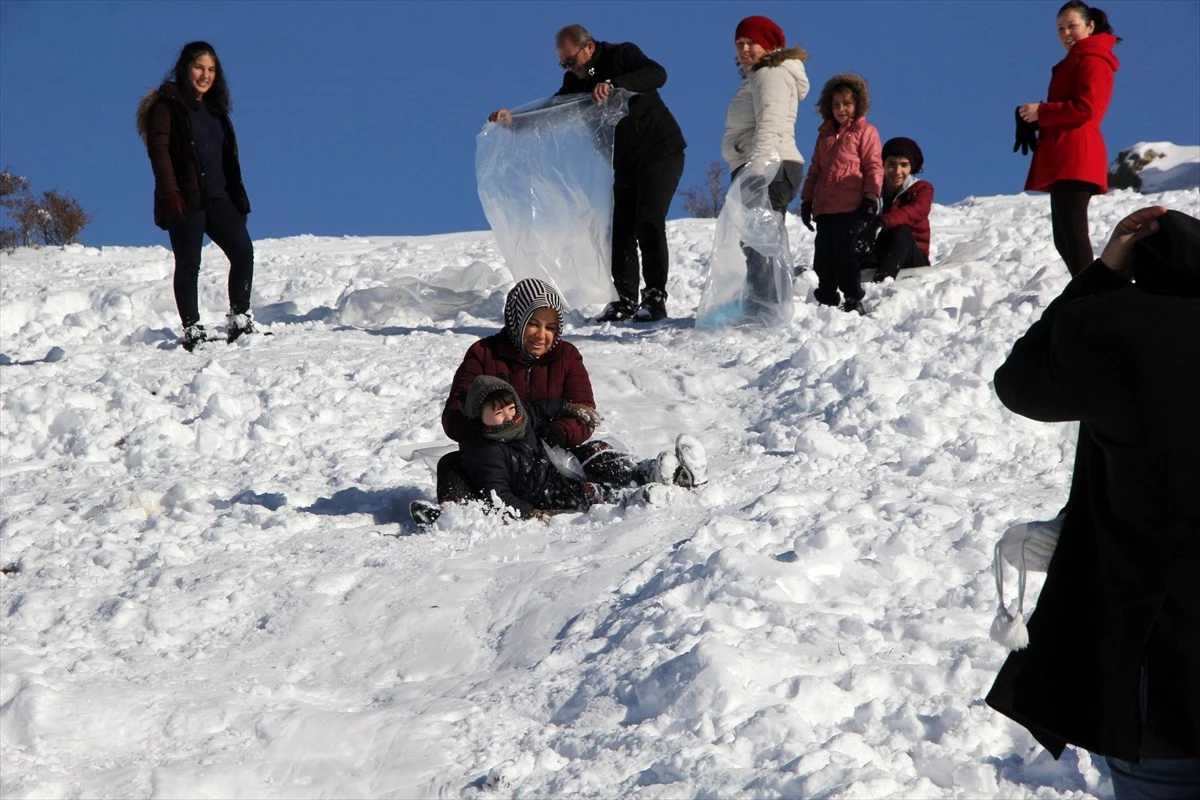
2;188;1199;799
1108;141;1200;193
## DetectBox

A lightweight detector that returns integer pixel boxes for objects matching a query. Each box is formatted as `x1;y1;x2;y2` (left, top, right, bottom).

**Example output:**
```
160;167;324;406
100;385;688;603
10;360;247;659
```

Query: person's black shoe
632;288;667;322
226;310;258;343
597;299;636;322
181;324;209;352
871;268;898;283
840;298;867;315
410;500;442;527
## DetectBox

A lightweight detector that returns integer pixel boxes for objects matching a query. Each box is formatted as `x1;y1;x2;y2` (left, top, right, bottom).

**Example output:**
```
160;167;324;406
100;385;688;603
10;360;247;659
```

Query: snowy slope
3;188;1199;799
1108;141;1200;193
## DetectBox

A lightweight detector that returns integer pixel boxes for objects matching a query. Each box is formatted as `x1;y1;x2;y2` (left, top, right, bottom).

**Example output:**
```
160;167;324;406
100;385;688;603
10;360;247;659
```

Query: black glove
542;422;567;448
858;198;878;220
1013;107;1038;156
800;201;814;231
853;218;882;256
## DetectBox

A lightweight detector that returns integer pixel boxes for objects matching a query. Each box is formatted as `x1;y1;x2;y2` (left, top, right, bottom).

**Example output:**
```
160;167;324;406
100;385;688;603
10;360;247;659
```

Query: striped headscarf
503;278;567;360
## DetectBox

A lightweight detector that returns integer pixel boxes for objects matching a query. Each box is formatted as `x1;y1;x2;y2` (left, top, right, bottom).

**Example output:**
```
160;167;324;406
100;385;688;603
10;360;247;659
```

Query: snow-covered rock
2;188;1199;798
1108;141;1200;192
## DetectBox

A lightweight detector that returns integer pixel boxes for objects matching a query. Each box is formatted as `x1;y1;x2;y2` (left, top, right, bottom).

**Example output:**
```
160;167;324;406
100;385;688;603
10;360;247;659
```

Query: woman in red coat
1018;1;1120;276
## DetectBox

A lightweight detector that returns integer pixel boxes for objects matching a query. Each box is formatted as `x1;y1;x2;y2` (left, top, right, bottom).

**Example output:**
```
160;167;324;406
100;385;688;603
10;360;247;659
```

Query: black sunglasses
558;45;589;70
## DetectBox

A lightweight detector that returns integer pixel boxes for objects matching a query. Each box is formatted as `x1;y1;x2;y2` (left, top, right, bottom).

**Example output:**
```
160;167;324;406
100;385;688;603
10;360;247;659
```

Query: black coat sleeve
994;261;1133;422
607;42;668;92
459;444;535;518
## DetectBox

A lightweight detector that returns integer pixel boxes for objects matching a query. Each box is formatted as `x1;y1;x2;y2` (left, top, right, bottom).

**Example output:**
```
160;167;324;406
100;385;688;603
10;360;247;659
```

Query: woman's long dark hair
1057;1;1121;41
168;40;231;114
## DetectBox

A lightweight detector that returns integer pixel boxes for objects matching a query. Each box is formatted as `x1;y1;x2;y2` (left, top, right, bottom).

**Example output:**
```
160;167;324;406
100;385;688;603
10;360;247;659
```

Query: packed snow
1109;141;1200;193
3;186;1199;799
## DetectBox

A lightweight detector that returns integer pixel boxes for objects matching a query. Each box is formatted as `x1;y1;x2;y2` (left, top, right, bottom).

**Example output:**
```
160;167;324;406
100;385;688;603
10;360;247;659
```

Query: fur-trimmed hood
817;72;871;120
752;46;809;71
136;82;186;144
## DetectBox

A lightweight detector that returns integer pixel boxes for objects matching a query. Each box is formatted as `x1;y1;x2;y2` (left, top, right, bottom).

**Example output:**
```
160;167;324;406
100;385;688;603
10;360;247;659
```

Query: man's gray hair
556;24;594;46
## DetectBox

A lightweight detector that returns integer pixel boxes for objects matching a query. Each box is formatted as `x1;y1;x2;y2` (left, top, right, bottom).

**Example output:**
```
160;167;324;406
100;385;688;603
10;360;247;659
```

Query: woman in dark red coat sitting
433;278;706;510
1017;1;1120;276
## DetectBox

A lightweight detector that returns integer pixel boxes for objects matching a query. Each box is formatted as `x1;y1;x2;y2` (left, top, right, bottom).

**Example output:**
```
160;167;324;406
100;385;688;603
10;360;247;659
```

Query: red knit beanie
735;16;785;51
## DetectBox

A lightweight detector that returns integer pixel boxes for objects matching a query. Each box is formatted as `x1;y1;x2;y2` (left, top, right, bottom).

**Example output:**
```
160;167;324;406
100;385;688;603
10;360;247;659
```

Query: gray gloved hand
562;402;603;429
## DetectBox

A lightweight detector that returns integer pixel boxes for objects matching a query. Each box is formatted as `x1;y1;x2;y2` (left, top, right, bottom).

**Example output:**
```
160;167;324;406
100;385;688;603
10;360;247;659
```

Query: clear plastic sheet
543;441;586;480
696;157;795;328
476;91;632;309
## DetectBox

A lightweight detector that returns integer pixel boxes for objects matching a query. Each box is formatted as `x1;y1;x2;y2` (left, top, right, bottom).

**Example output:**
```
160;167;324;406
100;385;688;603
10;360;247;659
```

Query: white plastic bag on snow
696;157;795;328
476;91;632;309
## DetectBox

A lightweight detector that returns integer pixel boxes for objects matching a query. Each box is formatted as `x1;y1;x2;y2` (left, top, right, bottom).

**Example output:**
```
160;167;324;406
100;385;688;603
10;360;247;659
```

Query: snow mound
2;187;1199;798
1108;141;1200;193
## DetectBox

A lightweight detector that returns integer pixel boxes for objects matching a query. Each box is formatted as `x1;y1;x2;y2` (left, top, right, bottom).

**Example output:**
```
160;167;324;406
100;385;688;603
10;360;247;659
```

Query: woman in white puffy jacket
722;15;810;316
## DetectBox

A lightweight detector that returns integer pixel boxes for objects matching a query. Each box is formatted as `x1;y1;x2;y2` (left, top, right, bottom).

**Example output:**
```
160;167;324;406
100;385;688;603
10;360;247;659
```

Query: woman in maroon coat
137;41;255;351
1018;1;1120;276
437;278;599;502
430;277;708;511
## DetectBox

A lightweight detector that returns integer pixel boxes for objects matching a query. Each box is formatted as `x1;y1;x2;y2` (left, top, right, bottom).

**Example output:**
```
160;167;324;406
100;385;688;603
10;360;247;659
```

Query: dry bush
0;167;91;250
37;190;91;245
679;161;728;218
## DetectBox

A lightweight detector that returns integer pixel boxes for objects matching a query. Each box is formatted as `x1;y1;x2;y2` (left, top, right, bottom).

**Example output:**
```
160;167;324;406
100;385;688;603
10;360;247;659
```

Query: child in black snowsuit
457;375;664;519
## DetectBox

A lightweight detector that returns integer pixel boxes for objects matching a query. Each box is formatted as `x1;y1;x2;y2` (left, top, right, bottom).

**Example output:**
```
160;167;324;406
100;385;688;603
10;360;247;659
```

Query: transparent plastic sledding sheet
476;91;632;309
695;157;795;328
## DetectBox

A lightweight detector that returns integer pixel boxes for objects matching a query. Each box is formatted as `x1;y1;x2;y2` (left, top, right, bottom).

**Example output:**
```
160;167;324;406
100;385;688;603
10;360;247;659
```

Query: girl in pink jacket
799;73;883;314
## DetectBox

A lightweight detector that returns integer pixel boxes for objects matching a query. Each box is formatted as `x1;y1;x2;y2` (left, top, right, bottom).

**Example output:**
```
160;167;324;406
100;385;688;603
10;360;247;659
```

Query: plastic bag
476;91;632;309
990;513;1063;651
542;440;587;480
696;156;795;328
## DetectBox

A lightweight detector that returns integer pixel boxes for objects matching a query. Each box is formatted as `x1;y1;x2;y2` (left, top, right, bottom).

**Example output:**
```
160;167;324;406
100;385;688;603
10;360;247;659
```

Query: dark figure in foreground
1016;1;1120;276
490;25;686;322
986;206;1200;800
857;137;934;282
137;41;257;352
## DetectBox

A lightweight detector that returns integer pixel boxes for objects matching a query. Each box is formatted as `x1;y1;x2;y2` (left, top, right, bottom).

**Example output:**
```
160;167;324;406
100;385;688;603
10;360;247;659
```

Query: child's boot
674;434;708;488
651;450;680;485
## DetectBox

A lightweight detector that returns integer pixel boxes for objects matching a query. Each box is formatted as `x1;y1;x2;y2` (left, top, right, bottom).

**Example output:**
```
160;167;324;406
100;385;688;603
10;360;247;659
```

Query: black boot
840;298;867;315
632;288;667;322
597;298;636;322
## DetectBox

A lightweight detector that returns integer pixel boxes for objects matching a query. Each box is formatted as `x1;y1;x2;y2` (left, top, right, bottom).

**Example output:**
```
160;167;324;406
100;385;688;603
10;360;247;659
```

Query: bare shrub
679;161;728;218
0;167;91;250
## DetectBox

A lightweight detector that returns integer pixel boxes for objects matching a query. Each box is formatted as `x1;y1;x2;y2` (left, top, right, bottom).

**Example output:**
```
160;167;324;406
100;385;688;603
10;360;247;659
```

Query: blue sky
1;0;1197;247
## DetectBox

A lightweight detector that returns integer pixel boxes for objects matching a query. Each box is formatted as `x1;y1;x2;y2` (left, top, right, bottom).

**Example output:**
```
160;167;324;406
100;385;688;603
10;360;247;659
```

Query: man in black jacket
491;25;686;322
986;206;1200;799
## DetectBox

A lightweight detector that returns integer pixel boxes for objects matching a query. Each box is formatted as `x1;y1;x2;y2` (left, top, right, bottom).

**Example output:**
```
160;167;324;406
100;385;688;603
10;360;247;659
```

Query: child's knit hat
464;375;527;442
